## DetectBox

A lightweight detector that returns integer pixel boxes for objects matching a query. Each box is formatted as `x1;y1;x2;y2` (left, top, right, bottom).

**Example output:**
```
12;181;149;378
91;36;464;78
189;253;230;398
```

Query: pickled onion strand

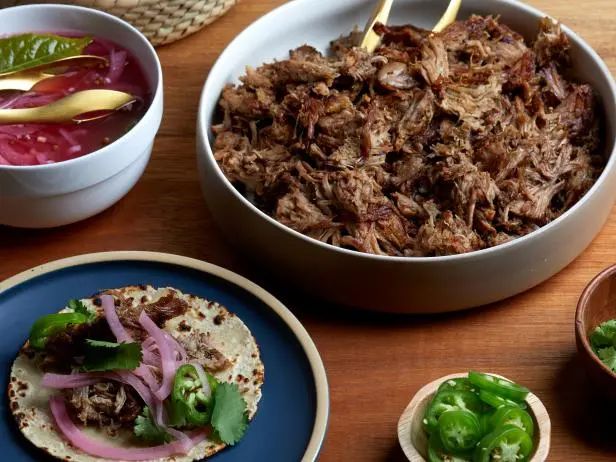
49;396;204;460
101;295;131;343
138;311;178;401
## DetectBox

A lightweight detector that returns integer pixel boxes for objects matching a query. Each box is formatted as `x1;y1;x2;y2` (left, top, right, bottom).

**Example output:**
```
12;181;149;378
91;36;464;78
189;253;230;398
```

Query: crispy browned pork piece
213;16;602;256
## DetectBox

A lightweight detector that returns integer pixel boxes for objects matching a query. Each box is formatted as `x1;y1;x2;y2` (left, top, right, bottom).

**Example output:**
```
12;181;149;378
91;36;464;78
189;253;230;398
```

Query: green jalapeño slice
474;425;533;462
479;389;527;410
438;378;477;394
438;410;481;453
424;390;483;433
489;406;534;437
428;433;472;462
468;371;529;402
170;364;218;426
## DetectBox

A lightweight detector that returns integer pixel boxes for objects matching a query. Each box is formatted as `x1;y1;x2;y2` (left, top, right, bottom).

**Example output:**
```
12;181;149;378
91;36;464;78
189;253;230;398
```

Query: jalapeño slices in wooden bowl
398;372;551;462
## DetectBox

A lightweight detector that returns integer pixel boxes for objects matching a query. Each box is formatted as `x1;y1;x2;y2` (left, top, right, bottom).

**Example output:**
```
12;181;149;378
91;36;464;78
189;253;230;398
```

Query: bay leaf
0;33;92;75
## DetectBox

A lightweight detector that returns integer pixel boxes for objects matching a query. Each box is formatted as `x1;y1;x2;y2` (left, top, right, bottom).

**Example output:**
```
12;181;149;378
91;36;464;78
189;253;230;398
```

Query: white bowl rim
0;3;163;172
197;0;616;264
0;251;330;462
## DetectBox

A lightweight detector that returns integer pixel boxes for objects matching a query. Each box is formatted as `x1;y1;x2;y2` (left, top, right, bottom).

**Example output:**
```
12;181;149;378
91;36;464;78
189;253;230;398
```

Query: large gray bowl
197;0;616;313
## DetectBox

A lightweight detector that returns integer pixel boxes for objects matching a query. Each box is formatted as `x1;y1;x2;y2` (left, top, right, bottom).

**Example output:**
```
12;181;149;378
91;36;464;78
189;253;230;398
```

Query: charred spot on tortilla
10;285;264;462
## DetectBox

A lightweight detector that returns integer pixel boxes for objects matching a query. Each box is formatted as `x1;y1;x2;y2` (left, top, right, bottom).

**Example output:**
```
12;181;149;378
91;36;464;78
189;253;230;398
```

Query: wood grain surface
1;1;616;460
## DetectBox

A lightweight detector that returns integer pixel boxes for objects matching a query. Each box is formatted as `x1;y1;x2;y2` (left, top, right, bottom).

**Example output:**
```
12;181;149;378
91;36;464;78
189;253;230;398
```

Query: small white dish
0;4;163;228
397;372;551;461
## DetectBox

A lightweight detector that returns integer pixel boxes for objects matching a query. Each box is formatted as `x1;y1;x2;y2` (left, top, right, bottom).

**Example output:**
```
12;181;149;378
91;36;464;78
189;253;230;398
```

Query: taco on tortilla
8;285;264;461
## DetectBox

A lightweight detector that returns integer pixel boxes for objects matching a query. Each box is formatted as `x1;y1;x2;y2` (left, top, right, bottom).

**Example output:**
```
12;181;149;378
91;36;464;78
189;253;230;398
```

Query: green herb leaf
211;382;249;445
590;320;616;351
597;346;616;372
134;407;172;444
82;339;142;372
67;299;96;322
0;33;91;75
166;399;188;428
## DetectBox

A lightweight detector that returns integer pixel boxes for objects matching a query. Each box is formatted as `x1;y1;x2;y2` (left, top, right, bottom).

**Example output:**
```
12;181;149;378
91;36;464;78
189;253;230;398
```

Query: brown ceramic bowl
576;265;616;400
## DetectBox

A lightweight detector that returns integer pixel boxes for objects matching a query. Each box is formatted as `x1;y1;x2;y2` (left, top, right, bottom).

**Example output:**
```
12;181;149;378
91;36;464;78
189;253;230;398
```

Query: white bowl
0;4;163;228
196;0;616;313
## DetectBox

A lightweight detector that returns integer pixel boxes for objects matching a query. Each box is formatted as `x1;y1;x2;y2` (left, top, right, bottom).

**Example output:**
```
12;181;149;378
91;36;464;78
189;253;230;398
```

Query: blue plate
0;252;328;462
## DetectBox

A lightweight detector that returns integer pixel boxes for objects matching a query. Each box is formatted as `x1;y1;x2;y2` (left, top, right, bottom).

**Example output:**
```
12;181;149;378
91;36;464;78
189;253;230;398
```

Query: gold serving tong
0;89;136;124
0;55;108;92
360;0;462;52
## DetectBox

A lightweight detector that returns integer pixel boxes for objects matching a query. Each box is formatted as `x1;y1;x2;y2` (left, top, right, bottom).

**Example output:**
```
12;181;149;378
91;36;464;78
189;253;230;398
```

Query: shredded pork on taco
8;285;264;461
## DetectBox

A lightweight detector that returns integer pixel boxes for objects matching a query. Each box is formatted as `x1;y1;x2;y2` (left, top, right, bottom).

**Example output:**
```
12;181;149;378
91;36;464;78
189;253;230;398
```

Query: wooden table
2;1;616;460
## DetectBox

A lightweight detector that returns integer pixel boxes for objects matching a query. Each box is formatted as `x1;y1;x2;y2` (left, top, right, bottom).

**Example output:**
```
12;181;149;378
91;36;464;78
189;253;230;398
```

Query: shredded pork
213;16;602;256
65;381;142;435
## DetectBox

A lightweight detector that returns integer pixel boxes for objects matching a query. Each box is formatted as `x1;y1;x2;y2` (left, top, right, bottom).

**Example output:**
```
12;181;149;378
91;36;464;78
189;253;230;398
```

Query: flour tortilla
8;285;264;462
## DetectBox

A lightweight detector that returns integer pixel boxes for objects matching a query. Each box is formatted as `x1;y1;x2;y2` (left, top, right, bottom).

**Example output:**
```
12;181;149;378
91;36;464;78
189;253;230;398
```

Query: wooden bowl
575;264;616;400
397;373;551;461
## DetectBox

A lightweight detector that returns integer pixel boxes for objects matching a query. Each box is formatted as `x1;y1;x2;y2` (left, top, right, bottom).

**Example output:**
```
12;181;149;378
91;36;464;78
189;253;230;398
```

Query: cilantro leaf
68;299;96;322
134;407;172;444
82;339;142;372
597;346;616;372
211;382;248;445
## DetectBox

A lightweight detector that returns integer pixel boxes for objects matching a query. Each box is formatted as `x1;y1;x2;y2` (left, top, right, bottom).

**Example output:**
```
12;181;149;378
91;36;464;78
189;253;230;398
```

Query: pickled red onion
49;396;205;460
101;295;131;343
101;294;160;390
166;427;194;453
42;373;103;389
107;49;127;84
134;363;159;390
138;311;177;401
112;371;157;410
142;348;160;365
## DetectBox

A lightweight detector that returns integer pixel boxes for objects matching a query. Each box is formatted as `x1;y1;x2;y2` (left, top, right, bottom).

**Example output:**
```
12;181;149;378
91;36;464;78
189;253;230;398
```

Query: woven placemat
6;0;238;46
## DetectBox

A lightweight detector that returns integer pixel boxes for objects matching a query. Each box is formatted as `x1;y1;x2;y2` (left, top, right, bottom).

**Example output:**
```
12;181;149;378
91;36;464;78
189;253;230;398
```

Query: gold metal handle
0;55;110;92
432;0;462;33
359;0;462;53
0;70;54;92
0;89;136;124
360;0;395;53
